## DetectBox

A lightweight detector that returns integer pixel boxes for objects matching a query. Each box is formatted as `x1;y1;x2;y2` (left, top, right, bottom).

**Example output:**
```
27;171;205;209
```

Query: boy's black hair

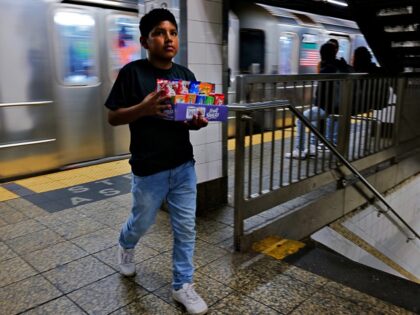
140;8;178;37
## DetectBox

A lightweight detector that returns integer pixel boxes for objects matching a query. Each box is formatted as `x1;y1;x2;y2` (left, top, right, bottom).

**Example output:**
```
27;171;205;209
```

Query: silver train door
0;0;59;180
99;10;141;156
50;4;105;165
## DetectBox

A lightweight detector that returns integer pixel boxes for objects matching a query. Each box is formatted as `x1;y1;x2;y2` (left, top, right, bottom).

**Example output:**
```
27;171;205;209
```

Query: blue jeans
295;106;338;150
119;160;197;290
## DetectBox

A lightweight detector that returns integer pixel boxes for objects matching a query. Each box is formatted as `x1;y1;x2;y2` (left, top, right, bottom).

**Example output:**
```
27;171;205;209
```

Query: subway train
0;0;181;180
227;2;377;137
0;0;374;180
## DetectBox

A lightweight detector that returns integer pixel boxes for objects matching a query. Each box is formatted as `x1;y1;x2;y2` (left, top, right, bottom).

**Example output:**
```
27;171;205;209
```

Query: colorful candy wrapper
212;93;225;105
195;95;206;104
171;95;187;104
175;80;190;94
205;95;215;105
188;81;200;94
156;79;176;96
199;82;215;95
185;94;197;103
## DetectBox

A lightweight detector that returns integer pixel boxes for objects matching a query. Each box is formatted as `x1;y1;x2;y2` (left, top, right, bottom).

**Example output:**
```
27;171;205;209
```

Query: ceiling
231;0;352;20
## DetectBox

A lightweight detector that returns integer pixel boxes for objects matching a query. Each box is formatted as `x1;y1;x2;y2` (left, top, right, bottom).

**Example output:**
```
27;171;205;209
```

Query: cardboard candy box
156;79;228;122
163;103;228;121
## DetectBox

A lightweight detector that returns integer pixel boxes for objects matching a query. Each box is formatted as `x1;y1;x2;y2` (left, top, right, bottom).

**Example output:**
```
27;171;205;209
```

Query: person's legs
326;115;339;146
119;172;170;249
307;106;327;146
166;160;197;289
167;160;208;314
295;116;306;151
288;107;325;159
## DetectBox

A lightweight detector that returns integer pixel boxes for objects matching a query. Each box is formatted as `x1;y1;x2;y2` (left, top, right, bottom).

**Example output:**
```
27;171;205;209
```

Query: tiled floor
0;162;415;314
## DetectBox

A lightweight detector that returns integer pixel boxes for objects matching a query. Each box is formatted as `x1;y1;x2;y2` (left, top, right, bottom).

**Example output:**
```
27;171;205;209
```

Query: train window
331;36;351;62
299;33;320;74
53;10;98;85
107;15;141;81
240;29;265;74
278;33;298;74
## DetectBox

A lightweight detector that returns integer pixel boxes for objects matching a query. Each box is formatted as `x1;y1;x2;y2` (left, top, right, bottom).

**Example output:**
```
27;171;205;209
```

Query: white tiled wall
187;0;224;184
342;175;420;279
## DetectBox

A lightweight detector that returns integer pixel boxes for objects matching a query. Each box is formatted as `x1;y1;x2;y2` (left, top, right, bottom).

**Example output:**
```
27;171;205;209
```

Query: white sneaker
172;283;208;315
308;144;317;156
317;144;331;154
285;148;307;159
118;245;136;277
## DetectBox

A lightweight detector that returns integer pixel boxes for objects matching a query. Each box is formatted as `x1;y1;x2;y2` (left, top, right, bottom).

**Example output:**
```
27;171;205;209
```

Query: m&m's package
155;79;227;121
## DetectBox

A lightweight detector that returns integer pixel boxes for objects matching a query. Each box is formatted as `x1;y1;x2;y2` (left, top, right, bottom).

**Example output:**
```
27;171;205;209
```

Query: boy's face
142;21;178;61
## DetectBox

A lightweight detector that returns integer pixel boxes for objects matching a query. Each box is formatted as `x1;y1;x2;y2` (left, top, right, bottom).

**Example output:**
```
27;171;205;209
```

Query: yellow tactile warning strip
330;222;420;284
252;236;305;260
9;127;293;192
15;159;131;193
227;128;293;151
0;186;19;201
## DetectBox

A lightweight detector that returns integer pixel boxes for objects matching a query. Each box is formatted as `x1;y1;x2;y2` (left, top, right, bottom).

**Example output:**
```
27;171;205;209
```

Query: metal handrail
235;72;420;85
228;99;419;242
0;100;53;108
287;102;419;242
228;100;289;111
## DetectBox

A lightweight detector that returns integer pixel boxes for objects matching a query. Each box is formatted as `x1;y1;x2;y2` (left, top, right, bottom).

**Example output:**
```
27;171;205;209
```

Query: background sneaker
307;144;317;156
172;283;208;315
285;148;307;159
118;245;136;277
317;143;331;153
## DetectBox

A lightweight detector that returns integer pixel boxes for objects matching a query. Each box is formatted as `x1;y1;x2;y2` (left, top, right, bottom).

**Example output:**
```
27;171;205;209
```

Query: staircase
347;0;420;73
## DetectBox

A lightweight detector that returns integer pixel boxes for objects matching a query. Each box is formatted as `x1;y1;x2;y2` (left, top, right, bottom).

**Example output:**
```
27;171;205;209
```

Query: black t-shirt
105;59;196;176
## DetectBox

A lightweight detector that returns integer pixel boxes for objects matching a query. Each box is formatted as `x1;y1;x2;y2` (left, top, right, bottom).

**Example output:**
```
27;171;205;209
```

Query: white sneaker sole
119;267;136;277
172;295;208;315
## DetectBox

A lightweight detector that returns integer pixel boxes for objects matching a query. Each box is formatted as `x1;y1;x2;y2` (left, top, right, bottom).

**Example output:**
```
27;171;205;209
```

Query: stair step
400;58;420;68
392;46;420;55
378;15;419;27
386;31;420;42
348;0;419;71
351;0;416;7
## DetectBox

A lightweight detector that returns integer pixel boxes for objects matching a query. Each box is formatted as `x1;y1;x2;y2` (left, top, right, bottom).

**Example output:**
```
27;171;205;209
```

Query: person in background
105;8;208;315
327;38;353;73
287;42;350;159
352;46;385;117
353;46;379;73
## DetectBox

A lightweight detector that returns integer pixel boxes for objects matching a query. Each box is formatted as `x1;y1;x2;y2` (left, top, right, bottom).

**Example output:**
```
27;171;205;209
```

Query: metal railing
229;73;420;251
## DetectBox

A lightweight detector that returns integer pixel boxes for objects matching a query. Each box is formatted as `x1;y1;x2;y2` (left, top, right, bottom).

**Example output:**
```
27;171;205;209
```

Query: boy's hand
186;111;208;130
140;90;171;117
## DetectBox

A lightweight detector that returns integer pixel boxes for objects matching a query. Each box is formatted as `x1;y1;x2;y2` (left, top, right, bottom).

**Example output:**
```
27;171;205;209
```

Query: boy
105;8;208;315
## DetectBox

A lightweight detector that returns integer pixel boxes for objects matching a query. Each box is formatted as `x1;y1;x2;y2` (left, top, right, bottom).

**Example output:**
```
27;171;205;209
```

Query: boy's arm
108;91;170;126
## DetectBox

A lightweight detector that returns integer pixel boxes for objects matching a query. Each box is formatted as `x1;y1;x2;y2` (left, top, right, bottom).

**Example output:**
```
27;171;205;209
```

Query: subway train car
0;0;182;180
227;2;376;137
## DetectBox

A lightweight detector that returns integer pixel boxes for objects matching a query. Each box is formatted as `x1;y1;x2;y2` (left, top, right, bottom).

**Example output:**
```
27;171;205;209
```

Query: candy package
188;81;200;94
212;93;225;105
199;82;215;95
156;78;227;121
156;79;176;96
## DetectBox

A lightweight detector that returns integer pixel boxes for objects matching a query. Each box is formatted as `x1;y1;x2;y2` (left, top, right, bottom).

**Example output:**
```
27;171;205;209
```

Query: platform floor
0;160;415;314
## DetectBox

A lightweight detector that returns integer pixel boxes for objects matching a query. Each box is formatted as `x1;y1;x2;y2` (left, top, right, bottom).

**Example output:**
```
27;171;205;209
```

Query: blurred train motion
0;0;178;180
0;0;377;180
227;2;377;137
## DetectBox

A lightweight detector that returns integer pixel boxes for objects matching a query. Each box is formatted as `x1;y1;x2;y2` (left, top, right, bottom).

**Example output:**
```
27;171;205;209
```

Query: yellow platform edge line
0;187;19;201
13;159;131;193
228;129;293;151
330;222;420;284
252;236;305;260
